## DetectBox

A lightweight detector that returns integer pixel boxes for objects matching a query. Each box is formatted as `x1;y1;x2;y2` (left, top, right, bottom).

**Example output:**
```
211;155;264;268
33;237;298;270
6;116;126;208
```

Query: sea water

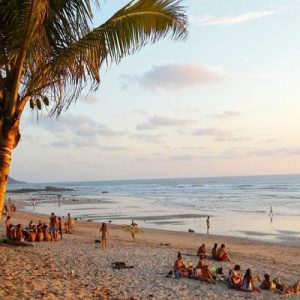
8;174;300;244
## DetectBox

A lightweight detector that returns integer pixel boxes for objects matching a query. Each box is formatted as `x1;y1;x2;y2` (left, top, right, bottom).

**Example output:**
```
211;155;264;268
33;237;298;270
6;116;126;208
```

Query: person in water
217;244;230;261
261;274;276;290
211;243;218;259
99;222;109;249
229;265;243;288
197;244;207;258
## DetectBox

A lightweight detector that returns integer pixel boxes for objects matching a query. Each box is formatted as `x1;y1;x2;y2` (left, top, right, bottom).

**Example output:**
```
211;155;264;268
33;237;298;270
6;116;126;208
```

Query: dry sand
0;209;299;299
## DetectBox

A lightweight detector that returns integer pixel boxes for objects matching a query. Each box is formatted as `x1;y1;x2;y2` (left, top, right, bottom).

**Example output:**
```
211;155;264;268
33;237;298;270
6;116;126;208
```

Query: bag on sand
111;262;134;270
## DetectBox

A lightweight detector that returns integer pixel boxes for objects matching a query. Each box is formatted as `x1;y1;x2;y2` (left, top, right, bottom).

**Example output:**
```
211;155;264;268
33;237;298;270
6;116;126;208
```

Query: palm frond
23;0;188;116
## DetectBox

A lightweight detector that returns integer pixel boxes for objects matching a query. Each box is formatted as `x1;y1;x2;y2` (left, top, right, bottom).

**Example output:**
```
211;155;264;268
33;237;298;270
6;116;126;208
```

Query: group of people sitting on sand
4;212;75;243
171;243;299;295
227;264;300;294
197;243;230;261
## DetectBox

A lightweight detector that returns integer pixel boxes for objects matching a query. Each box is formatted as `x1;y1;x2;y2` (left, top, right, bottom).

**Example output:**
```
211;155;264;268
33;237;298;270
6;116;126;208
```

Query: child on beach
100;223;109;249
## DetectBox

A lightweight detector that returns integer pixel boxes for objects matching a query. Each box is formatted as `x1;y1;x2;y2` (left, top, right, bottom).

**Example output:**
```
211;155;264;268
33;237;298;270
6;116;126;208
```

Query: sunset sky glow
11;0;300;183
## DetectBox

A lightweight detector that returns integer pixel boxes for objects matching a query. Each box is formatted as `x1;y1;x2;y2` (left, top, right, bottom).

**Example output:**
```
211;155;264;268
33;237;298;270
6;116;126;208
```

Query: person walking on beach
99;223;109;249
206;216;210;234
130;219;138;242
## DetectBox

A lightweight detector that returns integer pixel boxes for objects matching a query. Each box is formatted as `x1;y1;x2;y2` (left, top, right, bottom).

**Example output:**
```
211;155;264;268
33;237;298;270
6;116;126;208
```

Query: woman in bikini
100;223;109;249
229;265;242;288
174;252;189;278
197;255;215;283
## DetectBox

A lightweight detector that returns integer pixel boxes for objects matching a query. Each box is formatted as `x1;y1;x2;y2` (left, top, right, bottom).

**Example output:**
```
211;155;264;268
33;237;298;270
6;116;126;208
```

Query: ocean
8;174;300;244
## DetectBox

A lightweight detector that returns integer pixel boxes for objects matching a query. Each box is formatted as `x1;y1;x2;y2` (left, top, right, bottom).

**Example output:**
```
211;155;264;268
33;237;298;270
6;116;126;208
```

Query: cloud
137;116;193;130
132;133;165;143
124;64;218;90
193;8;286;26
214;136;252;142
248;147;300;157
208;111;241;119
192;128;232;137
39;114;124;149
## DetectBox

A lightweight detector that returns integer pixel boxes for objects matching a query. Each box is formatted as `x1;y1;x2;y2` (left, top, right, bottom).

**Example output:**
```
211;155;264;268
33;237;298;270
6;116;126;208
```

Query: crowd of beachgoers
1;199;299;299
3;202;74;243
171;244;299;296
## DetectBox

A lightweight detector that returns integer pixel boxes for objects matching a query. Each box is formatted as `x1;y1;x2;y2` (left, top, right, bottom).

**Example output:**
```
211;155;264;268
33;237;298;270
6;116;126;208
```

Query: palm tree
0;0;188;216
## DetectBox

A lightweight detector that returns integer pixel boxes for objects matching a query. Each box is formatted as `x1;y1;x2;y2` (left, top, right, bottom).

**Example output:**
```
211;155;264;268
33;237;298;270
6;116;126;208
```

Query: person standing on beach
57;217;63;240
99;223;109;249
206;216;210;234
130;220;138;242
49;212;57;241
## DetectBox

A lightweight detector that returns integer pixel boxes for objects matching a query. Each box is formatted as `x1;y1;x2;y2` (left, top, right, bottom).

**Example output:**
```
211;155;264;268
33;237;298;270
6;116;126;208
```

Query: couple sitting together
173;252;216;283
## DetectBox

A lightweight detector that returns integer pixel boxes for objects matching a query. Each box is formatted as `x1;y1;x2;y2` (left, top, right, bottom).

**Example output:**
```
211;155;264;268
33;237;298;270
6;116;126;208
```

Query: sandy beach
0;206;299;300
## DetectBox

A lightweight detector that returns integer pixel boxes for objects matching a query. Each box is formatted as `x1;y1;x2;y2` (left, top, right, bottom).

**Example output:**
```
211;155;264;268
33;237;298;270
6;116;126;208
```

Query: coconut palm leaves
0;0;188;117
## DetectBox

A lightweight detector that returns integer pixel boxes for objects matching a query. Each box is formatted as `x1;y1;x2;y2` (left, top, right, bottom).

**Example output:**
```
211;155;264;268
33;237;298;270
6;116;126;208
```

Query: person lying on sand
217;244;230;261
281;280;300;295
241;268;260;292
228;265;243;289
211;243;217;259
260;274;276;290
174;252;189;278
197;244;207;258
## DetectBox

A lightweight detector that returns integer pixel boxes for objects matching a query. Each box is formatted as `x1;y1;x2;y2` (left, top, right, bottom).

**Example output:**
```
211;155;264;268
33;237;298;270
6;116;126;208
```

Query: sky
10;0;300;183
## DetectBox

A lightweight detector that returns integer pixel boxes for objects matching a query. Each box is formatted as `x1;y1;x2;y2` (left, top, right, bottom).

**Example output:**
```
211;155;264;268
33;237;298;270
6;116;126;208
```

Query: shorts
102;235;107;241
49;226;56;233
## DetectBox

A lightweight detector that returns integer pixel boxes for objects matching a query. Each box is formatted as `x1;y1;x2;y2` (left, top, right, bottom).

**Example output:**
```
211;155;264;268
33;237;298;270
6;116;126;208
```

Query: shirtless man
217;244;230;261
49;212;57;241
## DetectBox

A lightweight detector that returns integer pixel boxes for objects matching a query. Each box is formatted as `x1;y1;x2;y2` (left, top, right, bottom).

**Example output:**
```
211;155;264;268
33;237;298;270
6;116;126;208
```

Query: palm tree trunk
0;120;20;219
